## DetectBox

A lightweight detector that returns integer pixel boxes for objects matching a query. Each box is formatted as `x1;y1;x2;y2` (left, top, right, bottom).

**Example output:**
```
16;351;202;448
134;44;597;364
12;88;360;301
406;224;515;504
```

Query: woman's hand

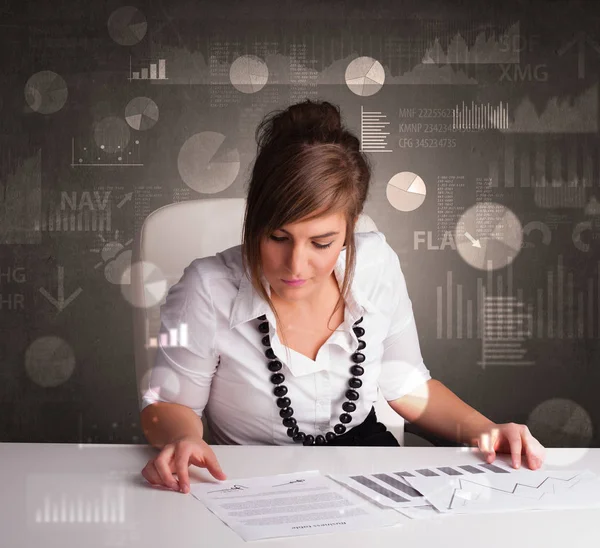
476;423;546;470
141;436;227;494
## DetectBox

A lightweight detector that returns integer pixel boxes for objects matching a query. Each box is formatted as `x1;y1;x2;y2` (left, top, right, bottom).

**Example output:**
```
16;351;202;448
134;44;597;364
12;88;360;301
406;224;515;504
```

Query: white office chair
132;198;410;445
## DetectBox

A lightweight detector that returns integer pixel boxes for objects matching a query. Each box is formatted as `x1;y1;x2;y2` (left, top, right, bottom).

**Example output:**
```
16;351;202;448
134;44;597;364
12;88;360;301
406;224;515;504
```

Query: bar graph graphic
0;148;42;244
436;256;600;343
453;101;509;130
34;208;111;232
360;106;392;152
148;322;188;348
535;255;600;339
329;461;513;509
28;475;126;525
129;55;167;81
487;135;597;198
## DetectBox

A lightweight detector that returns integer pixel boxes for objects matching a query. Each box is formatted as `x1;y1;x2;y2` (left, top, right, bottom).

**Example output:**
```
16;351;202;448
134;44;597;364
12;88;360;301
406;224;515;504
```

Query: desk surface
1;443;598;547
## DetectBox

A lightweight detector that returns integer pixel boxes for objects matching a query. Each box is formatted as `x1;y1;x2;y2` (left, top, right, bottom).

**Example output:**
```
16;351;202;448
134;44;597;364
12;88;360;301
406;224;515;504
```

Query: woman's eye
269;235;332;250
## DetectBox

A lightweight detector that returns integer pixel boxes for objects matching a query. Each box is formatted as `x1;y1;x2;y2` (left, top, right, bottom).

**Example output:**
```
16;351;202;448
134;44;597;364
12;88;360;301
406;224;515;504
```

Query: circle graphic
122;261;168;308
229;55;269;94
24;71;68;114
386;172;427;212
527;398;593;450
107;6;147;46
177;131;240;193
125;97;159;131
345;56;385;96
25;336;76;387
93;116;131;154
455;202;523;271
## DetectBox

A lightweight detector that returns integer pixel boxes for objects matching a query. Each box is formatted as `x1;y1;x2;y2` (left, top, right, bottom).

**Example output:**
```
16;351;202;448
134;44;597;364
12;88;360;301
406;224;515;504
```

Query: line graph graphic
401;466;600;513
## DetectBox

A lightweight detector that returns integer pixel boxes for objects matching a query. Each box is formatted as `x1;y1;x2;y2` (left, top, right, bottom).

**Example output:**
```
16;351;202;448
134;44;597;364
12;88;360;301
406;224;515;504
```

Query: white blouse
140;231;431;445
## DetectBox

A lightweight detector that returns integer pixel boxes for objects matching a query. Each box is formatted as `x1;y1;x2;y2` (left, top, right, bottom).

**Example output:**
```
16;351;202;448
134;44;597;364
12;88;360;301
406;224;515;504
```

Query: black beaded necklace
256;313;366;445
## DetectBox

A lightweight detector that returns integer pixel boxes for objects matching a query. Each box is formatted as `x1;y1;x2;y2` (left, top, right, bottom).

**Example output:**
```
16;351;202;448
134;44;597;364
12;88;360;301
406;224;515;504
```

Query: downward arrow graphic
39;266;83;312
464;232;482;248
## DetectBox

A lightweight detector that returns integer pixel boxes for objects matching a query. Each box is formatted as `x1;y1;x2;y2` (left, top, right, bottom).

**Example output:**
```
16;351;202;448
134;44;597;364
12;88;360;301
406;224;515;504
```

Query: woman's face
259;210;348;306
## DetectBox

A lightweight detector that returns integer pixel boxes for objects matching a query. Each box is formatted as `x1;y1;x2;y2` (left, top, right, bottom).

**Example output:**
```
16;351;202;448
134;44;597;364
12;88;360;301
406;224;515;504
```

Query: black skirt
326;406;400;446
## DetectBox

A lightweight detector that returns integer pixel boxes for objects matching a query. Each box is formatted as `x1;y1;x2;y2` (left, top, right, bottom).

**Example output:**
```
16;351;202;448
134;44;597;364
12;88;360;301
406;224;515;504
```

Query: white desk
1;443;598;547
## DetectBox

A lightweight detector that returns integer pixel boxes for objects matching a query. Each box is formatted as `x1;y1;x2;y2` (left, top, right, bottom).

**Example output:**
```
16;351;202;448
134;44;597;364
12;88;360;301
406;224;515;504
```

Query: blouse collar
229;247;378;331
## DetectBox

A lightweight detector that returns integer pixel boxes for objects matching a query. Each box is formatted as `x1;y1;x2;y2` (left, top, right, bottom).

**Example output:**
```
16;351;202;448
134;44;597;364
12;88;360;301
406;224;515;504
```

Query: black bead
261;335;270;346
273;385;288;397
342;401;356;413
357;339;366;350
351;352;365;364
348;377;362;389
303;435;315;446
353;326;365;337
265;348;276;359
334;424;346;435
287;426;299;437
293;432;306;442
346;389;359;401
279;407;294;418
325;432;337;442
282;417;296;427
315;435;326;445
276;397;291;408
350;365;364;376
339;413;352;424
353;316;363;325
258;314;266;320
267;360;282;372
259;321;269;333
270;373;285;384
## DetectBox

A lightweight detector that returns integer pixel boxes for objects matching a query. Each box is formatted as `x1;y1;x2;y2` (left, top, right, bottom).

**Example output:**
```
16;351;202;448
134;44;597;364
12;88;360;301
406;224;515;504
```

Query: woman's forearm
140;402;205;449
392;379;496;445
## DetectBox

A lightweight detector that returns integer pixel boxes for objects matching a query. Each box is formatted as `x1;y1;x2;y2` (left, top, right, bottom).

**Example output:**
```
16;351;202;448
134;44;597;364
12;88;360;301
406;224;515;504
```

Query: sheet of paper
400;463;600;514
190;470;402;541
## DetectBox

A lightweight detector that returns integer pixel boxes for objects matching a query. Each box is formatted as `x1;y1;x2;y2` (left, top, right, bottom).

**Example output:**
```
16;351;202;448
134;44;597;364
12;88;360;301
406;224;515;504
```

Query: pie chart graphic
527;399;593;448
386;172;427;212
230;55;269;94
24;71;68;114
345;56;385;97
125;97;159;131
25;336;76;388
455;202;523;271
122;261;168;308
108;6;147;46
177;131;240;194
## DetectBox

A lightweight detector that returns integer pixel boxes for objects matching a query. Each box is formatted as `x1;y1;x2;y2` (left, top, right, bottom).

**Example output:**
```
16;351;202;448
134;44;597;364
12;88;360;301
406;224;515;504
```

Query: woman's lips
282;279;306;286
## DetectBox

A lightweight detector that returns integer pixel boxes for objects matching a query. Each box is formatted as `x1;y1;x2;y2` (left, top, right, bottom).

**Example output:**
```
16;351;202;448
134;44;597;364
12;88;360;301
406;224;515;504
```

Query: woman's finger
174;448;192;493
504;425;522;468
522;427;545;470
153;445;180;490
477;426;500;463
142;459;163;486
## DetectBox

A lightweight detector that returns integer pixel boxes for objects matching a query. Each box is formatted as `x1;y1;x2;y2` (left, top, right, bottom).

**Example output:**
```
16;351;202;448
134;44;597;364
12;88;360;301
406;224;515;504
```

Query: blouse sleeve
377;242;432;402
140;260;219;418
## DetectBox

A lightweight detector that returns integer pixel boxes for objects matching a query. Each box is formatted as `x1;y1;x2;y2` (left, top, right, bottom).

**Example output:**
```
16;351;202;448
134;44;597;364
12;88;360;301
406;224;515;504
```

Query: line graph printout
400;464;600;514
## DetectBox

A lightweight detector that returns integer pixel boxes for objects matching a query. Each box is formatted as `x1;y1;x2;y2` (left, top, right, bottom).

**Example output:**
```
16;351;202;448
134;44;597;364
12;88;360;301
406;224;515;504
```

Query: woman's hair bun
257;100;344;147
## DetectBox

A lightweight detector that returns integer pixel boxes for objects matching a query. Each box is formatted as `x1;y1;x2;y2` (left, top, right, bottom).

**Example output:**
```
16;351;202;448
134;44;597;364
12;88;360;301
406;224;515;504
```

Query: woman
140;100;546;494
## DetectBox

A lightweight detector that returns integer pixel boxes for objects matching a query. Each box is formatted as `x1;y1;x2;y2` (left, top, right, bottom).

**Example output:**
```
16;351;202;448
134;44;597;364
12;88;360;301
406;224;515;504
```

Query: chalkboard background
1;0;599;448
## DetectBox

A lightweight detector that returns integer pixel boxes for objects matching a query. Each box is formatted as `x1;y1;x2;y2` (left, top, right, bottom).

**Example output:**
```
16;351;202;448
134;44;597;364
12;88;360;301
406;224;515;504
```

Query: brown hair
241;99;373;367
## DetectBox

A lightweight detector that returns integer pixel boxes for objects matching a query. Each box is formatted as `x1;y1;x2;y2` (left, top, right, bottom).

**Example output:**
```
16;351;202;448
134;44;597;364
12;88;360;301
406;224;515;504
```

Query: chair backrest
132;198;404;444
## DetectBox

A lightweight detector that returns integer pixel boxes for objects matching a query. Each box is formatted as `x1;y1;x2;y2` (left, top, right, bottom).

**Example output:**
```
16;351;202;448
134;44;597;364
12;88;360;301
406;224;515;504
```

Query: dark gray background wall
1;0;599;447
